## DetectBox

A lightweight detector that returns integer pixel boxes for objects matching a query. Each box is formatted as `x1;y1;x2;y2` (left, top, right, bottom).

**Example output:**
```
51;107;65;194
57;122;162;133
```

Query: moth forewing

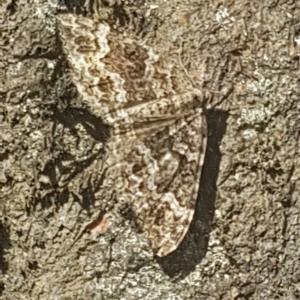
57;13;207;257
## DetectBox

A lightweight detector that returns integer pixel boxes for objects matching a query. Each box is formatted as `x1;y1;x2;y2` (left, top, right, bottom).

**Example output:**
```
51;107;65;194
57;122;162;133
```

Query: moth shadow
157;108;228;280
0;220;10;296
32;106;110;211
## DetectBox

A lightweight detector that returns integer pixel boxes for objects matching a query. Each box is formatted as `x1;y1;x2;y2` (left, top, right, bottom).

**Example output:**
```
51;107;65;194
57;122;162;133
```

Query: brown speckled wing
108;109;206;257
57;13;207;257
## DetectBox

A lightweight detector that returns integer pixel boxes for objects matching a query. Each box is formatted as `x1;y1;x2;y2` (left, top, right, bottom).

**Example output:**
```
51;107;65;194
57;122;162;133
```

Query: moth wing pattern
57;13;164;119
107;110;206;257
57;13;207;257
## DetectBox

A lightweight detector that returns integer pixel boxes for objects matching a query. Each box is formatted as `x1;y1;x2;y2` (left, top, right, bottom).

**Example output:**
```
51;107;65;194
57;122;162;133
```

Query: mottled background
0;0;300;299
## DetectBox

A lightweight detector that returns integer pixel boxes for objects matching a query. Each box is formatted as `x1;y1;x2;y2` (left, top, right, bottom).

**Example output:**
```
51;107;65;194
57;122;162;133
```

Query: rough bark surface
0;0;300;299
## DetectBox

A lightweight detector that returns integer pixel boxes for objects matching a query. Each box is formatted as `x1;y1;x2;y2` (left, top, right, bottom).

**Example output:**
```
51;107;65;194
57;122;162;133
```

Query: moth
57;13;207;257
